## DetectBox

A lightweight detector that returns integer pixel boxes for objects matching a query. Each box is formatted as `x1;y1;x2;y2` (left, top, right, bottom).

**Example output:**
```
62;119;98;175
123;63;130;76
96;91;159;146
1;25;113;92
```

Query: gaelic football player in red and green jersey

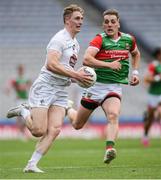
142;47;161;147
5;64;31;140
68;9;140;164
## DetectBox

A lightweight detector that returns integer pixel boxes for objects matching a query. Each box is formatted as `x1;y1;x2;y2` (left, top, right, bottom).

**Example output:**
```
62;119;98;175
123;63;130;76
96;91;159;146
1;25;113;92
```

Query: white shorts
81;82;122;109
147;94;161;108
29;78;68;109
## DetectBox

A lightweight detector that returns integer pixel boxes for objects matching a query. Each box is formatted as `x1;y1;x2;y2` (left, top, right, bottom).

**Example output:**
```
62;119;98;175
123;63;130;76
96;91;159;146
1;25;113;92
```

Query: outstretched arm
130;47;141;86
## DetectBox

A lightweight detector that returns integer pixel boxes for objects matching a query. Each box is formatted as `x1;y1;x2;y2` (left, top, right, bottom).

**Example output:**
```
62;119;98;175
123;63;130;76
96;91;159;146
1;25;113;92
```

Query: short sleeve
47;39;63;54
89;35;103;50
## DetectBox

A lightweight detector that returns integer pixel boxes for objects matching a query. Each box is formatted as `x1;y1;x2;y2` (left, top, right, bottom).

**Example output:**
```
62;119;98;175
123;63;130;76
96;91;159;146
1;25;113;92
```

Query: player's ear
118;19;120;29
64;16;71;25
65;15;72;24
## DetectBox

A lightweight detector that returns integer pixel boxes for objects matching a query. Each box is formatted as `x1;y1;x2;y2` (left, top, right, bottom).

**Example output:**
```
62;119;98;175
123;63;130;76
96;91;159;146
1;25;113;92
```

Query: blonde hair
63;4;84;23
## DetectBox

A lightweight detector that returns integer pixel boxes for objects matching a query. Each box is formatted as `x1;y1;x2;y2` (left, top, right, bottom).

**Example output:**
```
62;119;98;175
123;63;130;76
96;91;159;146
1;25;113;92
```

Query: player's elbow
136;50;141;60
83;55;91;66
132;49;140;60
83;60;89;66
46;61;58;73
46;62;53;72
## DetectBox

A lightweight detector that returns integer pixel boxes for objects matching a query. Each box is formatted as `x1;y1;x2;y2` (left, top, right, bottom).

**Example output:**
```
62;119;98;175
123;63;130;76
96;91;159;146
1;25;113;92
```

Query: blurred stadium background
0;0;161;139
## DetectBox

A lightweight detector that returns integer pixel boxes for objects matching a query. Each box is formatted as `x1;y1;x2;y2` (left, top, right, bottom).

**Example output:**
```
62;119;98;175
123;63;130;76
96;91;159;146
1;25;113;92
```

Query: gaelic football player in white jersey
7;4;92;173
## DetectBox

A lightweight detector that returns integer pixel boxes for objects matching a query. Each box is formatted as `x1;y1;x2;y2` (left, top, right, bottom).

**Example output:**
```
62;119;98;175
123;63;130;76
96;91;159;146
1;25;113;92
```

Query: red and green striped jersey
89;32;137;84
11;77;30;99
148;61;161;95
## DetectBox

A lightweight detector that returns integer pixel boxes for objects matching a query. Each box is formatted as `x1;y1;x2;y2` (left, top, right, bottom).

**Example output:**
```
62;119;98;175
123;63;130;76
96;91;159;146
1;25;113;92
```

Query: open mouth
107;29;113;33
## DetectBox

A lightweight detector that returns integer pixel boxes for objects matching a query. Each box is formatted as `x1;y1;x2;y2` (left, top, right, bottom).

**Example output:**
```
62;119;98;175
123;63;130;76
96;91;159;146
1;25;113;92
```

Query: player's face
103;15;120;39
67;11;84;34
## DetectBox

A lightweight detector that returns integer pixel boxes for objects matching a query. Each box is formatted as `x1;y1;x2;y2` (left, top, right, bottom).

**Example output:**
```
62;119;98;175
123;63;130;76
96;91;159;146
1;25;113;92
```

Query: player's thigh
102;97;121;118
31;107;48;132
47;105;65;132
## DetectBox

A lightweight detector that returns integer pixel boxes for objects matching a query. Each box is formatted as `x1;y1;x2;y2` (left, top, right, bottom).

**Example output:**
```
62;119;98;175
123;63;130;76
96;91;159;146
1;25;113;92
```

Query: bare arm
130;47;141;86
46;50;93;83
83;47;121;70
46;50;78;78
131;47;140;70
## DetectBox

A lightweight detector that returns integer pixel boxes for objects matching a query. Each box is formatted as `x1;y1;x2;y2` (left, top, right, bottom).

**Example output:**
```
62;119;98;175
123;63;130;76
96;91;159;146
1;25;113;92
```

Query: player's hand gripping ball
77;66;97;88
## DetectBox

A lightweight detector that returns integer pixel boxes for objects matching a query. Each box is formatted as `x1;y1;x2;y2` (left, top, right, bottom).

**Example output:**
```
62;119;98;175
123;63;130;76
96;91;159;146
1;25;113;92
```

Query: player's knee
108;111;119;123
49;126;61;138
31;127;46;137
72;122;83;130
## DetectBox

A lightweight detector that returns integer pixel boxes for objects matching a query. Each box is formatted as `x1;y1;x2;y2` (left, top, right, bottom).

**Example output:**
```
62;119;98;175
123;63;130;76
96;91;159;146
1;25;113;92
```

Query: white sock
21;108;30;119
28;151;43;166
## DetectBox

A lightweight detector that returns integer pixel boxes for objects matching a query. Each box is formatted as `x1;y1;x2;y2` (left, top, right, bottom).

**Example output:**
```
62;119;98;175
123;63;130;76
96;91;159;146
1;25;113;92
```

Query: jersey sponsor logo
96;50;129;61
104;50;128;54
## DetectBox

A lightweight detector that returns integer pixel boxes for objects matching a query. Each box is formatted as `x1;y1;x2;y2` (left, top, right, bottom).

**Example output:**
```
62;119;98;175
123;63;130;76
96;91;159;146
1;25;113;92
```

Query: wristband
132;70;139;76
154;75;161;82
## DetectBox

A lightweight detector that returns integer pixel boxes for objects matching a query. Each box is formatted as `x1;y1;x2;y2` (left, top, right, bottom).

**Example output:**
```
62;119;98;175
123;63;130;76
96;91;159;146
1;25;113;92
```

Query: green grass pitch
0;138;161;179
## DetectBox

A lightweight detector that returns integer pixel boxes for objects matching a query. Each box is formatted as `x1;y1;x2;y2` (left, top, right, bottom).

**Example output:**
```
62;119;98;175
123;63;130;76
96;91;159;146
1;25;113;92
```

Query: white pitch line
0;164;161;171
0;166;104;171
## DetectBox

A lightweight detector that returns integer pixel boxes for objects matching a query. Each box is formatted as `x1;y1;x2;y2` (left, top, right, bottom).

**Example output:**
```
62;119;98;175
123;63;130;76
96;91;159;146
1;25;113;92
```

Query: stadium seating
87;0;161;53
0;0;158;121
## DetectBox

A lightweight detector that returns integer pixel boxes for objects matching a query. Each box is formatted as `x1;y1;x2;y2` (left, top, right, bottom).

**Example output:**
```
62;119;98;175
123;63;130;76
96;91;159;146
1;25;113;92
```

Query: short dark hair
63;4;84;24
103;9;120;19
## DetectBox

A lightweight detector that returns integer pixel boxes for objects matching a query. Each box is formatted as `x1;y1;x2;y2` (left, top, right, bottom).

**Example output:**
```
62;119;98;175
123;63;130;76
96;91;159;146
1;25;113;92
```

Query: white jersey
40;28;80;84
29;28;80;108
